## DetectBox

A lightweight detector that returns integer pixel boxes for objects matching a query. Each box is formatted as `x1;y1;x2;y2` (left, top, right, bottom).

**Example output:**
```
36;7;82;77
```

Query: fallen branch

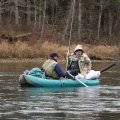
0;33;32;42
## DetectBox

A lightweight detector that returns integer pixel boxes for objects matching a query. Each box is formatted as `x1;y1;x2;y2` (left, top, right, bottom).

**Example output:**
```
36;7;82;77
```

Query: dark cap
50;52;59;58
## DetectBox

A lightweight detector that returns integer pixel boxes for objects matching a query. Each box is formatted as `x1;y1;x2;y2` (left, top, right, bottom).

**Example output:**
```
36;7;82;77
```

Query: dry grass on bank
0;41;119;59
87;45;119;59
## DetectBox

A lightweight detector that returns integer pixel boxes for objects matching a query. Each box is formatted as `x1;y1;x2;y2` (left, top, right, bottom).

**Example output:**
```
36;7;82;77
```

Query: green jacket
42;59;60;79
67;53;91;75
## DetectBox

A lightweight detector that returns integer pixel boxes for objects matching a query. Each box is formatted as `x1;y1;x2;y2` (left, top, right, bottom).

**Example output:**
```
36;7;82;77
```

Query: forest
0;0;120;45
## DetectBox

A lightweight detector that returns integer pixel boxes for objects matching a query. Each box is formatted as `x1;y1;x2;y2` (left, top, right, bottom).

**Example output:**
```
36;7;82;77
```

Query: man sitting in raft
67;44;91;76
67;44;101;80
42;52;74;79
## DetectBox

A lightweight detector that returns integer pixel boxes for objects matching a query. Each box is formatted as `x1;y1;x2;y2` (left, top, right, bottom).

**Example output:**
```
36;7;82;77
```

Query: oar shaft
76;78;88;87
68;73;88;87
100;63;116;73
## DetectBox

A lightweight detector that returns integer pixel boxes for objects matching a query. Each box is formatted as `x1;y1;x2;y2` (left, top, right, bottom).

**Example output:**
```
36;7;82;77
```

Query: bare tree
26;0;31;26
0;0;119;44
78;0;82;42
97;0;103;40
40;0;47;40
38;0;42;28
68;0;76;49
0;1;2;23
109;9;112;38
34;0;37;27
61;1;73;43
14;0;19;25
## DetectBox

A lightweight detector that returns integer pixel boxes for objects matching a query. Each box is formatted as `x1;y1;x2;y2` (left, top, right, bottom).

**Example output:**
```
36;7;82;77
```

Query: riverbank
0;41;119;60
0;58;116;63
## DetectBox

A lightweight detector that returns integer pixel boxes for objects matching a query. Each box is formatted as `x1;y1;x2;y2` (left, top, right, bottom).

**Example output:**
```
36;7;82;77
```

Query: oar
68;63;116;87
68;72;88;87
75;77;88;87
100;63;116;73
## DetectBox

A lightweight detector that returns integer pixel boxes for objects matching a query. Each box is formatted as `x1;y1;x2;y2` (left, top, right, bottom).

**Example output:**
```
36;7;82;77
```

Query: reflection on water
0;61;120;120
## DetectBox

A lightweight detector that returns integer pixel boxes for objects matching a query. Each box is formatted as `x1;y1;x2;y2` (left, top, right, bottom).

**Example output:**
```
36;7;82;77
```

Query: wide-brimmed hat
50;52;59;58
74;44;84;53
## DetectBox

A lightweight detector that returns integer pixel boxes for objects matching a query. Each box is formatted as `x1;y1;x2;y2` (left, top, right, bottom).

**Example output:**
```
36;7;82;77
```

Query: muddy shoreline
0;57;118;63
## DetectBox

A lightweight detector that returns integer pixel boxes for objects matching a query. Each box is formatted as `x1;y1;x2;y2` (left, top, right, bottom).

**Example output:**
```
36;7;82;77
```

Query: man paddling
42;52;74;79
67;44;91;76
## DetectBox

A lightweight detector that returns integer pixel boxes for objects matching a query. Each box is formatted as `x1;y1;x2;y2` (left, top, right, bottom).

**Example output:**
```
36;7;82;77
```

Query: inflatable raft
19;63;117;88
19;74;100;88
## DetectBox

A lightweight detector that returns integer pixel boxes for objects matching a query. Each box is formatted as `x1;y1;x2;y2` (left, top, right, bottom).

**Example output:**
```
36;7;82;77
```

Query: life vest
42;59;60;79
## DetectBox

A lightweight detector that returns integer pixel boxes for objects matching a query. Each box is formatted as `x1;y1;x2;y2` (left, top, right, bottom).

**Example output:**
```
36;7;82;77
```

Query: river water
0;61;120;120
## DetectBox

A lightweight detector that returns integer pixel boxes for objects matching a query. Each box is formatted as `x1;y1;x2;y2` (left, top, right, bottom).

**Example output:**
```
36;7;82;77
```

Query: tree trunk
62;0;76;46
68;0;76;49
61;2;72;43
33;0;37;31
26;0;31;26
77;0;82;42
38;0;42;28
14;0;19;25
0;1;2;23
40;0;46;40
97;0;103;40
109;10;112;38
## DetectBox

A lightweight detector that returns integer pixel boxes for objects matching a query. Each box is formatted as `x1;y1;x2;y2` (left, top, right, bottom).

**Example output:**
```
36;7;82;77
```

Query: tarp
75;70;101;80
24;67;46;78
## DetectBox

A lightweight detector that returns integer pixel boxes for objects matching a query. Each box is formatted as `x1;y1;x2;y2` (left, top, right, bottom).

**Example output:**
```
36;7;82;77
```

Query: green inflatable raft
19;73;100;88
